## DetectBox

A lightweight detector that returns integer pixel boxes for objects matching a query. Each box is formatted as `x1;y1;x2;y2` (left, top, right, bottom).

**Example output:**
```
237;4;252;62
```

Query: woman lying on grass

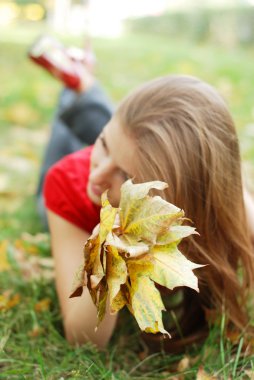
43;75;254;351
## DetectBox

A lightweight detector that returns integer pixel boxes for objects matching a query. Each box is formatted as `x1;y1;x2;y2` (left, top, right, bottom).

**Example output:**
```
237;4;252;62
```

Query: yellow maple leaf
70;180;203;335
150;246;201;292
120;180;183;244
106;244;127;304
128;264;168;335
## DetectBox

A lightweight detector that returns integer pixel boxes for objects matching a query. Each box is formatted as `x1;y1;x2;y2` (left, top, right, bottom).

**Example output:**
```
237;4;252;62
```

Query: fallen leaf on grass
14;239;39;255
21;232;50;245
14;231;50;256
17;254;54;281
196;367;218;380
0;292;20;311
177;356;190;372
28;324;44;338
0;240;10;272
245;370;254;380
71;180;203;335
4;102;39;125
10;241;54;281
34;298;51;312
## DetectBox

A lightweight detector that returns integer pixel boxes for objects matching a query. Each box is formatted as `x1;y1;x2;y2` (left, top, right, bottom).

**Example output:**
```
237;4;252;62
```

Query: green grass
1;24;254;378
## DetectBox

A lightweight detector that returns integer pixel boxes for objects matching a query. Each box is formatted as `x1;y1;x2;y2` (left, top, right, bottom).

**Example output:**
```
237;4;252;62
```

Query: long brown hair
116;75;254;333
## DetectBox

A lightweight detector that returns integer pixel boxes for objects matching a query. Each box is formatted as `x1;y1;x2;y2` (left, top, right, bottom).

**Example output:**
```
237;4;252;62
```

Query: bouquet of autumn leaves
70;180;202;336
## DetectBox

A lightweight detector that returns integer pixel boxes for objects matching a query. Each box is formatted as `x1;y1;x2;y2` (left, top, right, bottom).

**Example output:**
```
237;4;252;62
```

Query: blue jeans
36;83;113;229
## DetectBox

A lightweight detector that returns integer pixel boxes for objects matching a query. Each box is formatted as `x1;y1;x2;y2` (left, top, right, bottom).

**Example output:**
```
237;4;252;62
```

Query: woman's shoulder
53;145;94;172
43;145;100;233
45;145;93;192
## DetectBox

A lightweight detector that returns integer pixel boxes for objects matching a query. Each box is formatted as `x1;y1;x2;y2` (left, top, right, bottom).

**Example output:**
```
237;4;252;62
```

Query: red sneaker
28;35;95;91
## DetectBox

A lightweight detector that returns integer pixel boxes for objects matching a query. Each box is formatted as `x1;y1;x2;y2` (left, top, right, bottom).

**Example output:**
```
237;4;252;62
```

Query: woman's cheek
91;140;104;163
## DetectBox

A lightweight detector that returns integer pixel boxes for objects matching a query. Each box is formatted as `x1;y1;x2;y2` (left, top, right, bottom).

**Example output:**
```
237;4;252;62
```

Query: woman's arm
47;210;118;348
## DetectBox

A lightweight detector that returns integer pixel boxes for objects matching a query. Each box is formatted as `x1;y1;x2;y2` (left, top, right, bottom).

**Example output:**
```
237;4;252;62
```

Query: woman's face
87;118;136;207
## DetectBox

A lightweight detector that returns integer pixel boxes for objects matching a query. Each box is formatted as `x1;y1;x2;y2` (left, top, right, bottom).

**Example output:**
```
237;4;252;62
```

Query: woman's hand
47;210;118;348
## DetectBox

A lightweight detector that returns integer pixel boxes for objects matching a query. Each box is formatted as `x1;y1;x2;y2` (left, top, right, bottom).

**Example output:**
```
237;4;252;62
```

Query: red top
43;145;101;233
